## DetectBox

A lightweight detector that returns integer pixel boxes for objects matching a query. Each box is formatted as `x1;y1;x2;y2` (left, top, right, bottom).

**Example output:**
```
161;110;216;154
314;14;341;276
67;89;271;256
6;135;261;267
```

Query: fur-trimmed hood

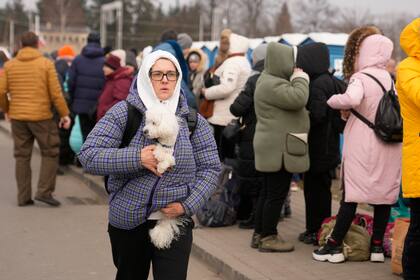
186;48;207;73
343;26;382;80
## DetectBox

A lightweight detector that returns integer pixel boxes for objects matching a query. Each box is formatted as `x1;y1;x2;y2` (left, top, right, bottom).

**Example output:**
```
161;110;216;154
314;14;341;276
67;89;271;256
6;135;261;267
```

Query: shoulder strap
186;107;198;139
120;101;142;148
361;72;387;93
350;109;375;129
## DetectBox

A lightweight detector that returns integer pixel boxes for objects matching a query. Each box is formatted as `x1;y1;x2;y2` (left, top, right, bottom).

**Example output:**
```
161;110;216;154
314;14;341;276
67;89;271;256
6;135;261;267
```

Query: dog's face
143;106;179;146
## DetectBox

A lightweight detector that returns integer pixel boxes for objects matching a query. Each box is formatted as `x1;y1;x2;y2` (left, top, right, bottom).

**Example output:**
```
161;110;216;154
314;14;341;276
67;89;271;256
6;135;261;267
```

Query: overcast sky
0;0;417;16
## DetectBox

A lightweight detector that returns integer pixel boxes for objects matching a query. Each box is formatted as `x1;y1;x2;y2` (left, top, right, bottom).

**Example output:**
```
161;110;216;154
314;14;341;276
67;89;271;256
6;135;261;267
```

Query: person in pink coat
312;34;402;264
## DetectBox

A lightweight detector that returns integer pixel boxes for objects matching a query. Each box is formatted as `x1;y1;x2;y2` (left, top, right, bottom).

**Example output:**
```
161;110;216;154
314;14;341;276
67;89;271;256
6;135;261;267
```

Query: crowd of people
0;17;419;280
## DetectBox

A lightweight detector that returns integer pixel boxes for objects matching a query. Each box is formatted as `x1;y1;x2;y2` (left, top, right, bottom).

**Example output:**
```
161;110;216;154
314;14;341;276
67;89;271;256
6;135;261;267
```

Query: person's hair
160;30;178;42
0;51;9;64
21;32;39;48
343;25;382;81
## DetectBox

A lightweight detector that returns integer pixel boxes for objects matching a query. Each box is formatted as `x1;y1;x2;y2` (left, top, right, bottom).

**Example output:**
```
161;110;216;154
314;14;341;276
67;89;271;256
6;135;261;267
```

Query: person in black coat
68;32;105;141
296;43;346;244
229;43;267;228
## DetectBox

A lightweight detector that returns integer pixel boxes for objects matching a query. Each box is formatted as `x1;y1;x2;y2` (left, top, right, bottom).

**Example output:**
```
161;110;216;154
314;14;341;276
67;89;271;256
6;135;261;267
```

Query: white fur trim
290;71;310;83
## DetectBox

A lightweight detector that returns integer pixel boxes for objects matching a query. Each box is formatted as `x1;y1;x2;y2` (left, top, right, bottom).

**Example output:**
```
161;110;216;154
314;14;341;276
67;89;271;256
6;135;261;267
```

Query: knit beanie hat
110;49;126;66
104;54;121;70
252;43;267;65
177;33;193;50
58;45;76;59
87;31;100;44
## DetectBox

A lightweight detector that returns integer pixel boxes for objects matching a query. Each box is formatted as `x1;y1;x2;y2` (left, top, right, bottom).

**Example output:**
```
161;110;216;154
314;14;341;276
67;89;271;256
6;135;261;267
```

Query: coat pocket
286;133;308;156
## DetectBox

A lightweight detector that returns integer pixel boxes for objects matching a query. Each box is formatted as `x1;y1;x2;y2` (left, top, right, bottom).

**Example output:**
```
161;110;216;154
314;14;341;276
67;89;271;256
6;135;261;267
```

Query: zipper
146;177;161;217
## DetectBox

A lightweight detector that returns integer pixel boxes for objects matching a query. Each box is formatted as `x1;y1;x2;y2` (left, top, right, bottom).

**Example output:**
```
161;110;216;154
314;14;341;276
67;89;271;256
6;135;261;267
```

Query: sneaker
298;231;318;245
370;245;385;263
35;195;61;207
259;235;294;253
313;243;345;263
18;199;34;207
250;232;261;249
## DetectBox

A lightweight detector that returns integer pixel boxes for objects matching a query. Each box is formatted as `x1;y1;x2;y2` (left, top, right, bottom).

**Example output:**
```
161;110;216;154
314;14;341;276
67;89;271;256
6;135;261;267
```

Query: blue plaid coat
79;82;221;230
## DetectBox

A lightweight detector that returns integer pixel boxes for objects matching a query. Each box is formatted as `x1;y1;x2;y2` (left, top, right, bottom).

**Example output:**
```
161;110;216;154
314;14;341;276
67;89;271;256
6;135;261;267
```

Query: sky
0;0;417;16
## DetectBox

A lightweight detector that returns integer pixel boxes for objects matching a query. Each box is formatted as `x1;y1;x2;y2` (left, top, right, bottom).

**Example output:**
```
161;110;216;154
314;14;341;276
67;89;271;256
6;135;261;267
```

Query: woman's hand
140;145;161;176
161;202;185;218
294;67;303;73
340;110;351;121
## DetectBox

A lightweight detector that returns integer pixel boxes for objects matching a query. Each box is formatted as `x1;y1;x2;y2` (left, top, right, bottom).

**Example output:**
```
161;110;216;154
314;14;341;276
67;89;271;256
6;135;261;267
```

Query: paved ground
0;127;222;280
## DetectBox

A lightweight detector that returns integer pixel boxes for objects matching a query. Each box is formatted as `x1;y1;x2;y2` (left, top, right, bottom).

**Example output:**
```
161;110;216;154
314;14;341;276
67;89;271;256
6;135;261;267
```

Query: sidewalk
0;120;401;280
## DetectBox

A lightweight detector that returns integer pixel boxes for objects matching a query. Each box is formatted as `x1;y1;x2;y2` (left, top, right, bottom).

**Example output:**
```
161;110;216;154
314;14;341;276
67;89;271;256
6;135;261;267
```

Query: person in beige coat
202;33;251;160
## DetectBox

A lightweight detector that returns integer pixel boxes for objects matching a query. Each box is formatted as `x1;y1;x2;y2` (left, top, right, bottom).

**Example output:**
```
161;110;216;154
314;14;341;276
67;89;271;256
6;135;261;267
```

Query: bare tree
291;0;335;33
274;2;293;34
329;8;374;33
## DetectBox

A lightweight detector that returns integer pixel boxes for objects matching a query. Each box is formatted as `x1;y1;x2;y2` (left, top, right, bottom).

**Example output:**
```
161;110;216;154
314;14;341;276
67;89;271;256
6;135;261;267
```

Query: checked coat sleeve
182;115;221;216
78;101;143;176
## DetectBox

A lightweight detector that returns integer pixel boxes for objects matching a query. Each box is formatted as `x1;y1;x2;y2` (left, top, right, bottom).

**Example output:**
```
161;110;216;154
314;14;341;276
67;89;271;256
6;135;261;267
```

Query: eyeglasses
149;71;179;81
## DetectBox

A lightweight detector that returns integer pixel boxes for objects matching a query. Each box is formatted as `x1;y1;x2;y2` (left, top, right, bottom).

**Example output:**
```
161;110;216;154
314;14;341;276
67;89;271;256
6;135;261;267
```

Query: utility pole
35;15;40;35
198;0;204;41
100;1;123;49
9;20;14;53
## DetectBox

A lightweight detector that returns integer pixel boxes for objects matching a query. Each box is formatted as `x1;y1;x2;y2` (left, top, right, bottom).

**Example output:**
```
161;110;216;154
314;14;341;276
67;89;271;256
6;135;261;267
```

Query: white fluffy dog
143;104;179;174
143;105;185;249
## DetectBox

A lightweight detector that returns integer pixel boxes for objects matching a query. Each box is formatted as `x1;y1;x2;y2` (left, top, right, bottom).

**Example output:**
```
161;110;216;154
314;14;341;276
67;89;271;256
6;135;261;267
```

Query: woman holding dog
78;50;221;280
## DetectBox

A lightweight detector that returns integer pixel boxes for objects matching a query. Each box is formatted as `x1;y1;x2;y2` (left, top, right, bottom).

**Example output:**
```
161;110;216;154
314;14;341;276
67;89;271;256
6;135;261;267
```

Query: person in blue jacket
68;31;105;141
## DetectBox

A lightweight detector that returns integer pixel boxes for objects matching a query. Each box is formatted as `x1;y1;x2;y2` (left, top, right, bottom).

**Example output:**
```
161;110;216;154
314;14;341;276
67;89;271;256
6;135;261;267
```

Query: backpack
351;73;403;143
196;163;240;227
318;214;371;261
104;101;198;194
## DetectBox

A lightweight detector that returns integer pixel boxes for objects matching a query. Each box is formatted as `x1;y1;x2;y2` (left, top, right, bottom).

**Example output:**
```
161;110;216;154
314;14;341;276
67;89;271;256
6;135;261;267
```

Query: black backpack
104;101;198;194
196;163;240;227
351;73;403;143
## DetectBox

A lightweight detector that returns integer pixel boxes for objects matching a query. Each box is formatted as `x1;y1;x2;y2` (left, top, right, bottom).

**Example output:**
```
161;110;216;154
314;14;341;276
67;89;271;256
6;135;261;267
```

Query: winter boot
258;235;294;253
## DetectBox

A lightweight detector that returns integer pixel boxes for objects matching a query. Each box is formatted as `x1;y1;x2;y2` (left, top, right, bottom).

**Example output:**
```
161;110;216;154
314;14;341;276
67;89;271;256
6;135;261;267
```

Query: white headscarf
136;50;182;114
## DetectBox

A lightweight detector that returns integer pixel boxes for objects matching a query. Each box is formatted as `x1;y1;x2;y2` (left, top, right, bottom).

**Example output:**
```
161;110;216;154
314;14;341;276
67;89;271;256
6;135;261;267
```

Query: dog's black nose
143;129;149;135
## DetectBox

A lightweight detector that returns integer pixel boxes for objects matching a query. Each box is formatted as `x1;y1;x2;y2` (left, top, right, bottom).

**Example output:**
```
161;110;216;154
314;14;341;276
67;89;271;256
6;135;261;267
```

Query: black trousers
331;201;391;245
303;170;332;233
254;169;292;237
403;198;420;280
108;219;193;280
78;113;96;142
212;124;235;161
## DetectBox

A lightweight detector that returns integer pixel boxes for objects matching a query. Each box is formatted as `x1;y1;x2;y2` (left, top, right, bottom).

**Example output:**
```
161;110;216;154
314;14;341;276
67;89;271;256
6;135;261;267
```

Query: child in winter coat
313;33;401;264
96;54;133;121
